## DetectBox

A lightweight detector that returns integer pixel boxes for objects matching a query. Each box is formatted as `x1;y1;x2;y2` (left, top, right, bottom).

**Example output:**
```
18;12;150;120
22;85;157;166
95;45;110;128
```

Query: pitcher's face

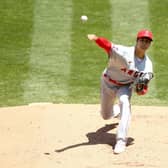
136;38;152;50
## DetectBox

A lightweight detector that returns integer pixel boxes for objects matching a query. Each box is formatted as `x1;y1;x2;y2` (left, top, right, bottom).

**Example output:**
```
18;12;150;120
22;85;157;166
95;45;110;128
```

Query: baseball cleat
114;139;126;154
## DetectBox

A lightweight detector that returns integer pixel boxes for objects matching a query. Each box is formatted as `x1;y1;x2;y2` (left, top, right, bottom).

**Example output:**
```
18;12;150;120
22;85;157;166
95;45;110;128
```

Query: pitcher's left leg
114;86;132;154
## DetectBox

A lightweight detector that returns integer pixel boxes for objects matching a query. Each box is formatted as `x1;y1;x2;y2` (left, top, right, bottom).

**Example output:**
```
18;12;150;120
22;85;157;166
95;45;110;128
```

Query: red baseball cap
137;30;153;41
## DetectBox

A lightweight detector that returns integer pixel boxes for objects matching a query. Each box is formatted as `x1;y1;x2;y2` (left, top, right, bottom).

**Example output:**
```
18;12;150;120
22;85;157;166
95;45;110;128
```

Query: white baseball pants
100;78;132;141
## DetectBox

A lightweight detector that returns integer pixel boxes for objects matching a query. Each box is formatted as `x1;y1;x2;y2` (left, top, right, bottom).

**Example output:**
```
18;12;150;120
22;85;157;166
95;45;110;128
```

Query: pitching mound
0;104;168;168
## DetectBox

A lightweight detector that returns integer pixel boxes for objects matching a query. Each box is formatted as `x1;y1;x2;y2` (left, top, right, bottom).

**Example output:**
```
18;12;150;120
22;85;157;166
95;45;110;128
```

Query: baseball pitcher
87;30;154;154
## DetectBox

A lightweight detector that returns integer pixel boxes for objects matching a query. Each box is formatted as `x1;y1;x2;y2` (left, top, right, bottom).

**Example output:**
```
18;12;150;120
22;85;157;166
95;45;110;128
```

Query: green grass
0;0;167;106
0;0;34;106
22;1;73;104
68;0;112;103
148;0;168;104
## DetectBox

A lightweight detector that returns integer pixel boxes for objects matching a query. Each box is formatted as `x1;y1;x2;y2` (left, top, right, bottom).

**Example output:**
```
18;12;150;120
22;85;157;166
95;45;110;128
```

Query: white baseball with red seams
81;15;88;21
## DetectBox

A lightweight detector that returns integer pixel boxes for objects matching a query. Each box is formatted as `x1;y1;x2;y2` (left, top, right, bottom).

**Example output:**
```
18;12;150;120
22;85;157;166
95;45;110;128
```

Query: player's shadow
55;123;134;153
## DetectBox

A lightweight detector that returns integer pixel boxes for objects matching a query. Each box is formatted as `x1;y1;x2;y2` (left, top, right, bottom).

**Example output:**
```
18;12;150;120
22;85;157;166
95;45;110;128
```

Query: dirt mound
0;104;167;168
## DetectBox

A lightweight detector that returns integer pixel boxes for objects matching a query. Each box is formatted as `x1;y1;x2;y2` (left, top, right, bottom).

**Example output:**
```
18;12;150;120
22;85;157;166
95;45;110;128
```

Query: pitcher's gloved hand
135;77;149;95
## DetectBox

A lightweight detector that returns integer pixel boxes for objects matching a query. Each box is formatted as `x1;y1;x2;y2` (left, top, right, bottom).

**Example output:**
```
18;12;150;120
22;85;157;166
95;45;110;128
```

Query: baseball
81;15;88;22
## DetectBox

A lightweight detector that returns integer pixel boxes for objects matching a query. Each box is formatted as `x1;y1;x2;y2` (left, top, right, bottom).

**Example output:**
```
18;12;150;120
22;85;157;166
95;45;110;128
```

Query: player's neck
134;48;145;59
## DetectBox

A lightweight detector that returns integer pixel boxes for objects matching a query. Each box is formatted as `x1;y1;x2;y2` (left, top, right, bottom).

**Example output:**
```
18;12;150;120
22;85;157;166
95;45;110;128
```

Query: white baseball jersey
104;44;153;85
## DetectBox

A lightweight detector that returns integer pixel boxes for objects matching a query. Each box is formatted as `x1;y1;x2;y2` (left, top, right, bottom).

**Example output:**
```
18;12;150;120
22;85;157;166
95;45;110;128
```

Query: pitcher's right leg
100;79;117;120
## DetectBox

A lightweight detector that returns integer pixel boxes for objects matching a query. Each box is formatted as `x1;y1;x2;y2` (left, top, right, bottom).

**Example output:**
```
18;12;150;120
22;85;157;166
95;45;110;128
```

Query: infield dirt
0;104;168;168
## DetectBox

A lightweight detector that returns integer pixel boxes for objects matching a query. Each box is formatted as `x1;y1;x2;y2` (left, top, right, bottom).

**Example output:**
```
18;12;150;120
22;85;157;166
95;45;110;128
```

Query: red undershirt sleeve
95;37;112;54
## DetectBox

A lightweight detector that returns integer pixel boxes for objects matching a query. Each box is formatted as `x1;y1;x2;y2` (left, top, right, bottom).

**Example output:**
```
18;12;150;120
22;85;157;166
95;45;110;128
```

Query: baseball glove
135;77;149;95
